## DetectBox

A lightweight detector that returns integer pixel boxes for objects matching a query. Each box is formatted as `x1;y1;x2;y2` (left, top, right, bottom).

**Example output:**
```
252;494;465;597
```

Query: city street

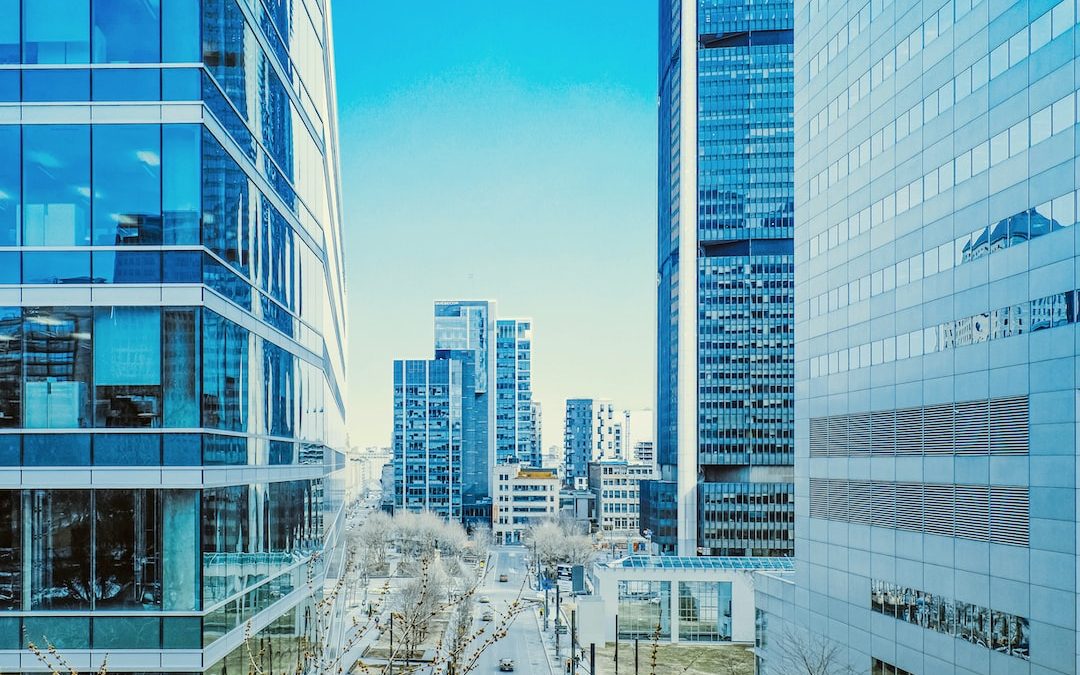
470;546;552;675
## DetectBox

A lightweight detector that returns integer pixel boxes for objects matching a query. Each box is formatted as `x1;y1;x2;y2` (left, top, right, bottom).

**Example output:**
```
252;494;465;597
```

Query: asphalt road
470;546;551;675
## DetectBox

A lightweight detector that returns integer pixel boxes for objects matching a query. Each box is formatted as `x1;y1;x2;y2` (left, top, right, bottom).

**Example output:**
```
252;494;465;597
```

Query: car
482;611;494;621
499;658;515;671
478;595;490;603
498;574;509;582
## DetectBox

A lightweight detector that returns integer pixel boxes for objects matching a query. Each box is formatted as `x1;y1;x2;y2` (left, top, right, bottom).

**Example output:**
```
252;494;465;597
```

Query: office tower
393;359;463;519
495;318;537;466
0;2;350;673
754;1;1080;673
562;398;621;488
434;300;496;523
644;0;796;556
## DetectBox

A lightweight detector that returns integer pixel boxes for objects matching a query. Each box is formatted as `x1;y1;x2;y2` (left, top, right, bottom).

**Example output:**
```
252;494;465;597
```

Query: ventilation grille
809;396;1028;457
808;478;1029;547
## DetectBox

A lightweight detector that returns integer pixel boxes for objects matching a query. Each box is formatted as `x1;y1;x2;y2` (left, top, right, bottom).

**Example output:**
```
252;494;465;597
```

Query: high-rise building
530;400;543;465
563;398;621;488
644;0;796;557
755;1;1080;673
492;464;559;544
393;359;463;519
623;408;656;466
434;300;496;522
495;318;537;467
0;2;349;672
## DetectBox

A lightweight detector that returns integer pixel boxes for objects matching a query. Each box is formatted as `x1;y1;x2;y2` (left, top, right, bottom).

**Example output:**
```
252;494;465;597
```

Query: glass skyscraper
0;1;349;673
755;0;1080;672
393;359;463;519
434;300;495;522
495;318;537;467
645;0;796;556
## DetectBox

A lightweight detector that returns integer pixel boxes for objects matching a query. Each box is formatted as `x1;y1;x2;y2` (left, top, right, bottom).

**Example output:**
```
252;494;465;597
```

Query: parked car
499;658;515;671
478;595;490;604
482;610;494;621
498;574;509;582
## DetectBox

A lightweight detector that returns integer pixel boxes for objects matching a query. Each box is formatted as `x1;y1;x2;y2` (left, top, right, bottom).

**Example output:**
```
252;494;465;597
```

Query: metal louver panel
827;415;849;457
923;483;955;537
954;399;990;455
990;486;1029;546
894;483;923;531
870;409;896;454
989;395;1028;455
848;480;871;525
848;412;871;455
954;484;990;542
809;417;828;457
922;403;954;454
894;407;922;454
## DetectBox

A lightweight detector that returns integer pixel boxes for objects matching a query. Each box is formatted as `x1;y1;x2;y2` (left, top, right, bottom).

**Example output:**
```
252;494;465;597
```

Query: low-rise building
588;460;655;536
590;555;794;645
493;464;559;544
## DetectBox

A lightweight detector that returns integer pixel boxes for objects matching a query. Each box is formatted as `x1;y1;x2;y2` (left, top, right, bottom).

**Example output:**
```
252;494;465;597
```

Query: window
92;0;160;63
24;307;93;428
23;125;91;246
92;125;162;245
617;580;671;639
0;126;17;245
23;0;90;63
30;489;92;609
94;306;161;427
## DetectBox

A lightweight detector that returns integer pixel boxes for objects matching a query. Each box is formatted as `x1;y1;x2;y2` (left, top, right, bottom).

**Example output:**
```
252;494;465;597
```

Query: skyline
333;1;659;449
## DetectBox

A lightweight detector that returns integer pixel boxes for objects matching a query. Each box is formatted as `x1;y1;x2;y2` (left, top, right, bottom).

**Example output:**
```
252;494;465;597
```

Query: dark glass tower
645;0;795;556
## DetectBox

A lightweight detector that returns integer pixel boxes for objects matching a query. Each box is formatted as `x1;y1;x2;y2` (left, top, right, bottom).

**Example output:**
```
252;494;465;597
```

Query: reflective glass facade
777;0;1080;672
434;300;495;515
0;1;349;671
495;319;536;467
392;359;463;519
647;0;795;556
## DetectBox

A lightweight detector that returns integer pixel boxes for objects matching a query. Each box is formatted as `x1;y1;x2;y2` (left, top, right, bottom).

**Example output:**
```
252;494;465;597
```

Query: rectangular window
0;126;17;245
92;125;162;245
93;306;162;428
24;307;93;428
91;0;160;63
23;0;90;63
23;125;91;246
30;489;92;609
0;307;19;427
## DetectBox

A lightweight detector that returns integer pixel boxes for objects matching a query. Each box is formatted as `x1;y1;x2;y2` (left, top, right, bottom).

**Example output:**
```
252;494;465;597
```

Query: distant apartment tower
563;398;621;488
530;401;543;466
495;318;538;466
623;408;656;466
644;0;795;556
434;300;496;521
393;359;463;519
755;1;1080;673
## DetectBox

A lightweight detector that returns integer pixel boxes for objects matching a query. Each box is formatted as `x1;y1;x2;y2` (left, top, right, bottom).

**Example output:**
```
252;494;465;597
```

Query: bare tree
771;627;858;675
387;556;448;667
526;521;597;581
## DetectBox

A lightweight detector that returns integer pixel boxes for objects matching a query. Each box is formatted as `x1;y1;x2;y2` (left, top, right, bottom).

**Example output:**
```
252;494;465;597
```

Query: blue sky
333;1;658;449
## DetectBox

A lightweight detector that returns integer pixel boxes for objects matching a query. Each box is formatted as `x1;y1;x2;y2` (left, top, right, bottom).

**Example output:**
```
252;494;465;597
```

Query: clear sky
332;1;659;450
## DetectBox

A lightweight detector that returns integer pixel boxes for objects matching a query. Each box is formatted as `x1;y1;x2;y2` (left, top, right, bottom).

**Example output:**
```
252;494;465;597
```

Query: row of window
807;88;1079;257
872;658;915;675
805;0;1074;145
0;432;326;467
810;0;1072;199
871;580;1029;660
809;286;1080;379
808;193;1080;319
0;305;329;440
